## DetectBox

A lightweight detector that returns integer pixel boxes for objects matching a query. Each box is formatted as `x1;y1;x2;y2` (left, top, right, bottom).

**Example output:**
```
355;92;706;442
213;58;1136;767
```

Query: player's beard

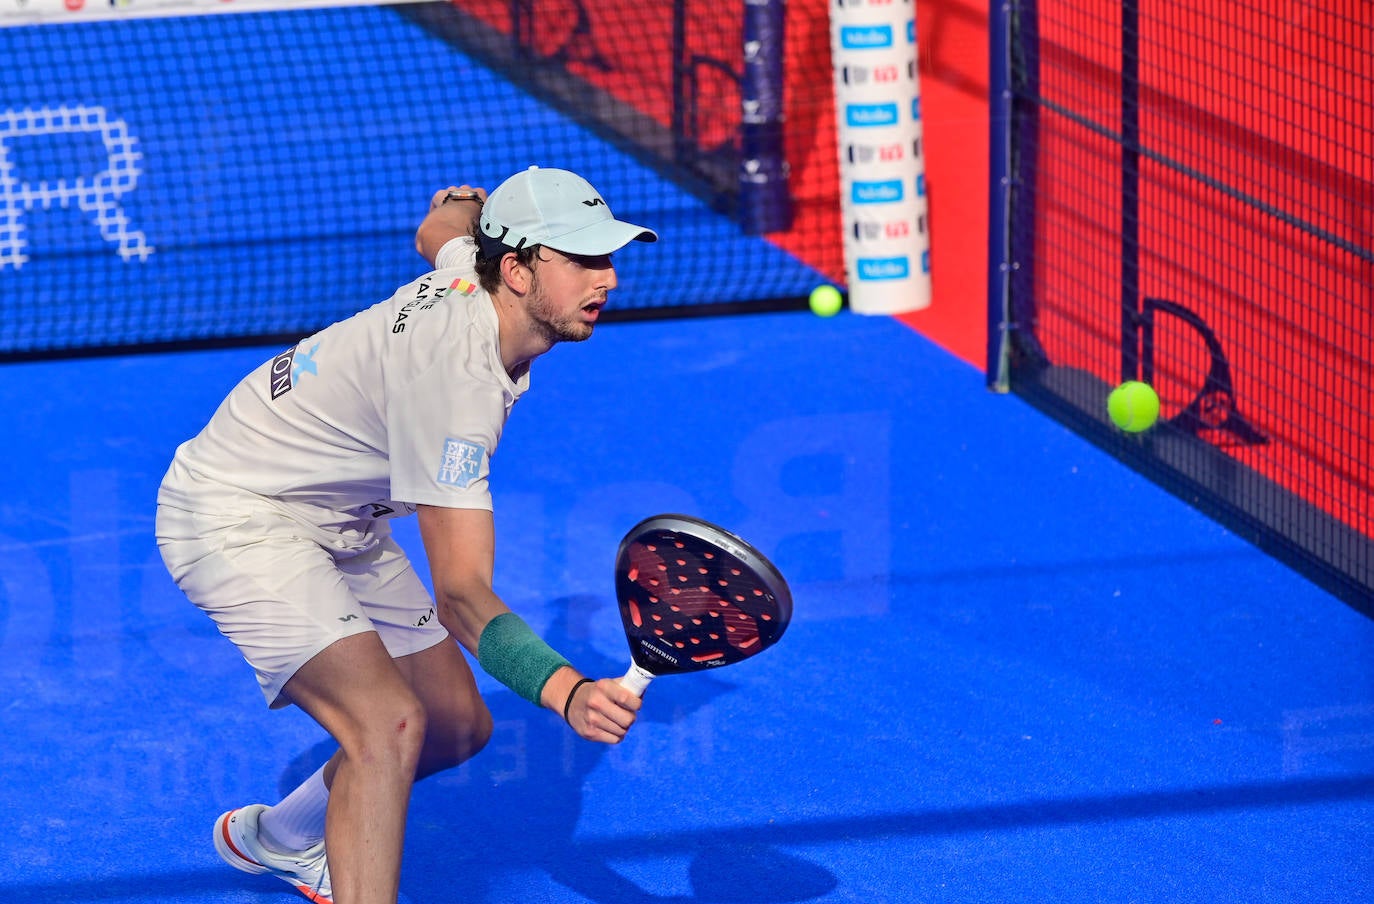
526;269;595;344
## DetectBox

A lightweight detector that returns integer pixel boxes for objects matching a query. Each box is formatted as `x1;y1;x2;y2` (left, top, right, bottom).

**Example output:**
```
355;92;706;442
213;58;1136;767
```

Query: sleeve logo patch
447;277;478;296
437;437;484;487
269;341;320;399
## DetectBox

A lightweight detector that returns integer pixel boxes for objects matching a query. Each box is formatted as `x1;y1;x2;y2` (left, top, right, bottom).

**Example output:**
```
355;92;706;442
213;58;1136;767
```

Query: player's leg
278;631;425;904
259;638;489;848
250;531;491;890
253;634;489;900
343;530;494;779
392;636;493;779
158;506;423;904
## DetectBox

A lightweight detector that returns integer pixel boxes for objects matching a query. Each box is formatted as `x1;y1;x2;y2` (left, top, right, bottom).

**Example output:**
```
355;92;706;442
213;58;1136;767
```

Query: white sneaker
213;804;333;904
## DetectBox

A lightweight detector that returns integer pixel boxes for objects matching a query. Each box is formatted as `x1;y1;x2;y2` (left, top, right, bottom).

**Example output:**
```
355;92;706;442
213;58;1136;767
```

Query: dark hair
469;219;543;295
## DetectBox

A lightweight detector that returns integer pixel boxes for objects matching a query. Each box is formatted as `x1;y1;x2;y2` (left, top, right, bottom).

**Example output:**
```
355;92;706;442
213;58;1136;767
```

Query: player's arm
414;185;486;266
416;504;640;741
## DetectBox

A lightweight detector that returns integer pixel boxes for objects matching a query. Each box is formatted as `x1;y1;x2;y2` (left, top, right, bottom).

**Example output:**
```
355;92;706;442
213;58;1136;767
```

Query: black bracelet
563;677;595;723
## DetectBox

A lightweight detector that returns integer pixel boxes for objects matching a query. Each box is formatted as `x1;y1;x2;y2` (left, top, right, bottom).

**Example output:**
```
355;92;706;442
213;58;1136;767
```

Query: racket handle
618;663;655;697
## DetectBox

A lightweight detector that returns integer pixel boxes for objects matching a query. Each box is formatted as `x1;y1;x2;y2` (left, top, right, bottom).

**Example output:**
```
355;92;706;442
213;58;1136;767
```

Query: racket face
615;514;792;678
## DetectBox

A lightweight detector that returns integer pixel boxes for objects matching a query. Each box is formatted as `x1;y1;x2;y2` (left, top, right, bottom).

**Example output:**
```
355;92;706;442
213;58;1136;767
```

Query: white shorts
156;501;449;708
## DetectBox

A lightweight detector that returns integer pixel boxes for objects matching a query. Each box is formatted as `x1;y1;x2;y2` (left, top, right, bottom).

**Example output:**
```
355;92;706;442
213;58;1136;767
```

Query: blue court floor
1;309;1371;903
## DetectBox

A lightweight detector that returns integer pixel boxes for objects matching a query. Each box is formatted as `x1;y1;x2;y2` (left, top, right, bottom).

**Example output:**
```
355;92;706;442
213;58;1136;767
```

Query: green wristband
476;612;570;706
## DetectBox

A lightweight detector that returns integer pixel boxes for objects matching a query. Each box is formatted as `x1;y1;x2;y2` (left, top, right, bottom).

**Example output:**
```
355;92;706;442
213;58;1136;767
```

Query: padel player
156;167;652;904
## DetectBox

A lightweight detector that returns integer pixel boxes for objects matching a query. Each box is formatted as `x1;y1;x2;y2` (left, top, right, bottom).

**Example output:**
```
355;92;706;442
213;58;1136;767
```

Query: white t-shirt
158;238;527;541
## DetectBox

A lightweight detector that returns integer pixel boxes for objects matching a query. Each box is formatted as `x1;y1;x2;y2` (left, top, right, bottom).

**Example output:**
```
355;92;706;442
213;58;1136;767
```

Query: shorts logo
437;437;484;487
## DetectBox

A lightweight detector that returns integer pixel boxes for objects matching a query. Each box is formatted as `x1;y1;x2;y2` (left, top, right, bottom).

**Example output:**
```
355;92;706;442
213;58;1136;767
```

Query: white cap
478;166;658;257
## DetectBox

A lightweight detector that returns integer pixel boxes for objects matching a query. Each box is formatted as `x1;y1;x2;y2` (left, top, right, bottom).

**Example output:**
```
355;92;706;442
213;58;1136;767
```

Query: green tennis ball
808;284;843;317
1107;381;1160;432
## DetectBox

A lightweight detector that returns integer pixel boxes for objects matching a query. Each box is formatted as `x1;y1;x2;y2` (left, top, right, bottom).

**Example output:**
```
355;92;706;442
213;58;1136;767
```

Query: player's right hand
566;678;641;744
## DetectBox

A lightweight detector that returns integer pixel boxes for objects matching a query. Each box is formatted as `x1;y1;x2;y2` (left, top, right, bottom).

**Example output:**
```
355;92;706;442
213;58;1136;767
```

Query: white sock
258;764;329;853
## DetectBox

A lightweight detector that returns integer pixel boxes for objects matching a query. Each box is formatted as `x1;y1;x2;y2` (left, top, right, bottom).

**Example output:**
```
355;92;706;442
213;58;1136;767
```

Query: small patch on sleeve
437;437;485;487
448;277;478;296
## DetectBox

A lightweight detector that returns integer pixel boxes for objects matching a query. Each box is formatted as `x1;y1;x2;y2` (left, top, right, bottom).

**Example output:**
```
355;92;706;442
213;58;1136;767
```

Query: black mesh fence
991;0;1374;615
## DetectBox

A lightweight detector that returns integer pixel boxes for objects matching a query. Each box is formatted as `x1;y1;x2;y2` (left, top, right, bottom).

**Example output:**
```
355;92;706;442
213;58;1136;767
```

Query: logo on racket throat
637;639;681;668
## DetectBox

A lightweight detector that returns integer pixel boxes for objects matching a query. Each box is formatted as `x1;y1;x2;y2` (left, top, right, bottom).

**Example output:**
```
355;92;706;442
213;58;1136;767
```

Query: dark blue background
0;6;821;353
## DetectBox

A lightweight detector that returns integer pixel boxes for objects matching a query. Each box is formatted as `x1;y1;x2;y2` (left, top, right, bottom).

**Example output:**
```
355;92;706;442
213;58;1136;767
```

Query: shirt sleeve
434;236;477;272
386;357;506;510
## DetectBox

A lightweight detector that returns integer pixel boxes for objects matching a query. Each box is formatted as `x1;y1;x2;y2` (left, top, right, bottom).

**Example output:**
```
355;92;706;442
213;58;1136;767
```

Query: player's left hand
416;184;488;263
429;184;487;210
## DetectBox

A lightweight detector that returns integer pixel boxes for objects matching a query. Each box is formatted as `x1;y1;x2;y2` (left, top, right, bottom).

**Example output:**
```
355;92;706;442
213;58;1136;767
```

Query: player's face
525;247;618;343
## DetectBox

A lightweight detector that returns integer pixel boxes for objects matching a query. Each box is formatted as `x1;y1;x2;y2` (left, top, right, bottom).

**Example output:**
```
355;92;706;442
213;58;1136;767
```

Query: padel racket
615;514;792;696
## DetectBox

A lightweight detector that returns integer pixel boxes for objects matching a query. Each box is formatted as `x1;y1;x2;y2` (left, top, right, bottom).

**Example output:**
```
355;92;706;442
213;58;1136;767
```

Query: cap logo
583;198;606;207
480;222;531;252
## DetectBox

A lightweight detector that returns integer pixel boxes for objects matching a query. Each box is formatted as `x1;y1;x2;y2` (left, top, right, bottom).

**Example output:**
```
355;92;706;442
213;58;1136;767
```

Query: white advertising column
829;0;931;314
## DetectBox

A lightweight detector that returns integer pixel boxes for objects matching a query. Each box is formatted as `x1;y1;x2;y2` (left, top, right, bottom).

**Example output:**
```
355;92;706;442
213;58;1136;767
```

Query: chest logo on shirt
268;341;321;399
437;437;485;488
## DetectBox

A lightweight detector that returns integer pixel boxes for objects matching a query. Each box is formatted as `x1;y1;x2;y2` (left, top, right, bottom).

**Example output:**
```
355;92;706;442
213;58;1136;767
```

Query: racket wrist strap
476;612;570;706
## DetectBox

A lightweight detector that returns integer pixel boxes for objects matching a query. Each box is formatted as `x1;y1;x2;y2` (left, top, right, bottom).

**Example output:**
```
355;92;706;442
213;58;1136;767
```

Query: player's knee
417;700;492;777
346;694;429;770
395;705;428;747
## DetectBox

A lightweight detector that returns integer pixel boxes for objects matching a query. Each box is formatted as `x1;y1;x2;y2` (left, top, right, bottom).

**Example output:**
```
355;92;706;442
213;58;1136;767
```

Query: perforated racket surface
615;514;792;696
